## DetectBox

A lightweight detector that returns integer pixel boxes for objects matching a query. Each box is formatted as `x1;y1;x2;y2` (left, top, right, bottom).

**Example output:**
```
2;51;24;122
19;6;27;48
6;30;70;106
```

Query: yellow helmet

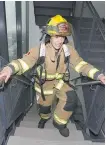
46;15;72;36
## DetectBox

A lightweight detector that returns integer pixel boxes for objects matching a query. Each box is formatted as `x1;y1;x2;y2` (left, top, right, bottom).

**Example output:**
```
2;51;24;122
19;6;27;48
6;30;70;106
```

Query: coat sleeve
68;43;101;80
8;47;39;75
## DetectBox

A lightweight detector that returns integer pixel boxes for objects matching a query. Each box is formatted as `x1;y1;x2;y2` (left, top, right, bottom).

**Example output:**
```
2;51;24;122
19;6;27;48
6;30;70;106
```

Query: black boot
38;118;48;129
53;120;69;137
59;127;69;137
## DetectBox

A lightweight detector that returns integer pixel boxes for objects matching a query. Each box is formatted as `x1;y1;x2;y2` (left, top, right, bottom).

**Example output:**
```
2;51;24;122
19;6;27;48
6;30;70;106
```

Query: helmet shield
46;22;72;36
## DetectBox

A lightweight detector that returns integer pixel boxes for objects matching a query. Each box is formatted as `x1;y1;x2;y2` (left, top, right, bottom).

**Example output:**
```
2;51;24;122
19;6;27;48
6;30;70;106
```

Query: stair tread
83;49;105;53
92;143;105;145
81;40;105;44
7;136;92;145
20;120;76;130
14;127;84;141
23;110;77;130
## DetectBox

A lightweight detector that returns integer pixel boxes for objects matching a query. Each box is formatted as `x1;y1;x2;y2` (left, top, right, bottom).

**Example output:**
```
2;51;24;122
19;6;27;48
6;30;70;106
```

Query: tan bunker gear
8;42;101;128
7;15;102;137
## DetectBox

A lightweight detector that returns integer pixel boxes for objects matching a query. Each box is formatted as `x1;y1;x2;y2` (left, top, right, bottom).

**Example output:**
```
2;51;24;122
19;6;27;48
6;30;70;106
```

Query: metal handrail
74;2;105;135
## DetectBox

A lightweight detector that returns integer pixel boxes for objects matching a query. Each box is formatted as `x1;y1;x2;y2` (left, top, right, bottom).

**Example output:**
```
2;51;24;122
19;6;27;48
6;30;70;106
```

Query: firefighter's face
50;35;65;50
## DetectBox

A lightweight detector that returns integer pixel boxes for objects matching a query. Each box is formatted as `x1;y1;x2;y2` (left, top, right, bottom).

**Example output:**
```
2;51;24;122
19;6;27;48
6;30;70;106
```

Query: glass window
21;1;27;55
5;1;17;61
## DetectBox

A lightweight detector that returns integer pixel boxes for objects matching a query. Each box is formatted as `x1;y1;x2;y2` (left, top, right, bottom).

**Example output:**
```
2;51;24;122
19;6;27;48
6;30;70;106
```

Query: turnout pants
36;83;78;128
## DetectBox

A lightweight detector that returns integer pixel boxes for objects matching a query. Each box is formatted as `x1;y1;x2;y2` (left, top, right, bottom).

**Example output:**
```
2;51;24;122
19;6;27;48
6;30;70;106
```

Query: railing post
26;1;29;53
87;17;96;50
78;2;85;39
15;1;22;58
0;1;9;61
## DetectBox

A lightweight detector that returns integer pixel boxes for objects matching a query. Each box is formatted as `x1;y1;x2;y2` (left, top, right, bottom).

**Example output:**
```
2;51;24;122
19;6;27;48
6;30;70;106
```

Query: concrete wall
92;1;105;18
75;1;105;18
29;2;41;49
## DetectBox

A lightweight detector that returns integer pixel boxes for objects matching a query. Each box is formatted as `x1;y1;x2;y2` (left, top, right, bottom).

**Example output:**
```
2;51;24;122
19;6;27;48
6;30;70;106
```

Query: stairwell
71;15;105;140
6;2;105;145
7;103;105;145
78;19;105;71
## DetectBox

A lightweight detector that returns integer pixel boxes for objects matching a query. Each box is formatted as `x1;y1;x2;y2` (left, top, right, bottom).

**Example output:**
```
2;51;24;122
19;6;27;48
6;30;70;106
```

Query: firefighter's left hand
98;74;105;84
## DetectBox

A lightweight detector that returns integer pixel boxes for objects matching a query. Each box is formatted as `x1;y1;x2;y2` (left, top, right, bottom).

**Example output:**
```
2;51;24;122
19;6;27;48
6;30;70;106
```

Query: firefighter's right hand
0;66;13;83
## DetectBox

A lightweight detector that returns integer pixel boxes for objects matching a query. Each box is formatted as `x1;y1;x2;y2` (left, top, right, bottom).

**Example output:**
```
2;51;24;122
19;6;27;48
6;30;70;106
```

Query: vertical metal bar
0;1;9;61
72;2;76;17
77;1;85;56
78;2;85;37
80;2;85;21
26;1;29;52
87;17;96;50
15;1;22;58
68;8;71;17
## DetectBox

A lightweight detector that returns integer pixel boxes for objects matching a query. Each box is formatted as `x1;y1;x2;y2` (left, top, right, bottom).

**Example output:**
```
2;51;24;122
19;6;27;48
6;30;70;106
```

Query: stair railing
78;1;105;51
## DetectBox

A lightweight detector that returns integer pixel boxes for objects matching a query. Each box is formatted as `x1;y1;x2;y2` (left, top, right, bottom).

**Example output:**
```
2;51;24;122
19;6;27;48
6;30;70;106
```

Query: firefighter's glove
97;74;105;84
0;66;13;83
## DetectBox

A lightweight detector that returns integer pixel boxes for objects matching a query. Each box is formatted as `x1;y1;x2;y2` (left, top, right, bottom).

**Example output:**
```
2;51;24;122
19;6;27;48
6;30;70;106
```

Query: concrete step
25;112;39;118
79;28;103;36
14;127;84;141
24;106;60;120
92;143;105;145
23;116;39;122
23;105;77;130
28;107;38;113
20;120;77;130
28;106;54;115
28;107;37;111
83;48;105;53
80;34;104;42
82;51;105;59
7;136;93;145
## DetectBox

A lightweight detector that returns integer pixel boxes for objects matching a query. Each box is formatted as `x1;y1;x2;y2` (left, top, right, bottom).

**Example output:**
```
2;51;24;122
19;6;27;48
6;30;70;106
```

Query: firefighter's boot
38;118;48;129
59;127;69;137
53;120;69;137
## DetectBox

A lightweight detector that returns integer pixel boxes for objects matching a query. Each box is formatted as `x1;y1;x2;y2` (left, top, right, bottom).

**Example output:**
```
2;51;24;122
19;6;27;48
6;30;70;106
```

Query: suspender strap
39;65;46;101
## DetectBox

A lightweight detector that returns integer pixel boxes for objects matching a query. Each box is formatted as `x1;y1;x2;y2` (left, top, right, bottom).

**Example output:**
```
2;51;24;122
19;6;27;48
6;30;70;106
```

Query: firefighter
0;15;105;137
